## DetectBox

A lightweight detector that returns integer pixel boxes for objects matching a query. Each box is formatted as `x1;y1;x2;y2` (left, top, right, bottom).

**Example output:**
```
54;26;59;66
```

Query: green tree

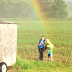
0;0;8;17
0;0;35;18
50;0;68;18
36;0;52;18
0;0;68;18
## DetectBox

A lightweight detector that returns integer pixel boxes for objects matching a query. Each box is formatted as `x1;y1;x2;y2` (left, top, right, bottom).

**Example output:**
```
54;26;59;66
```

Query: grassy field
1;18;72;72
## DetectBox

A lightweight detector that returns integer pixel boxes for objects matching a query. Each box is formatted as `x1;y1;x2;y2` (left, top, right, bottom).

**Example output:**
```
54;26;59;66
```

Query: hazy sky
24;0;72;2
64;0;72;2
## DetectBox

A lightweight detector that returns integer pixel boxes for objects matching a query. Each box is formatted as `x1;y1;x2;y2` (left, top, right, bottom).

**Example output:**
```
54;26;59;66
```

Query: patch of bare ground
8;69;17;72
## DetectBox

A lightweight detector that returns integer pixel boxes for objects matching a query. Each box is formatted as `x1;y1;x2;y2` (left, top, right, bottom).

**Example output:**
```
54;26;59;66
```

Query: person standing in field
47;43;54;61
38;36;45;60
45;39;54;61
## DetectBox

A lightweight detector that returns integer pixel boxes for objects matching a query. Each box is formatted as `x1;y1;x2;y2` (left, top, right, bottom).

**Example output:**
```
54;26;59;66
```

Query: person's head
41;36;44;41
47;43;49;48
46;39;49;43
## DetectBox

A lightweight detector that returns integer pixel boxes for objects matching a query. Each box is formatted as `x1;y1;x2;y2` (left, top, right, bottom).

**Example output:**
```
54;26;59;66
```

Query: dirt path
7;69;17;72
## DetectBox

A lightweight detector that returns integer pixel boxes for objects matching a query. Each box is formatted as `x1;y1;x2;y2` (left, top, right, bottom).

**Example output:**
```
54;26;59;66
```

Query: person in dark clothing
38;36;45;60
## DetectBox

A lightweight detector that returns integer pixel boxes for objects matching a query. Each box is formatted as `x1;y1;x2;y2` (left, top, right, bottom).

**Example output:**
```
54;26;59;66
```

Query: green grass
12;56;72;72
1;18;72;72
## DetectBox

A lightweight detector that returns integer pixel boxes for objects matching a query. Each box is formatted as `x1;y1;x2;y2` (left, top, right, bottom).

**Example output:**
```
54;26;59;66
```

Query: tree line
0;0;35;18
38;0;68;19
0;0;68;19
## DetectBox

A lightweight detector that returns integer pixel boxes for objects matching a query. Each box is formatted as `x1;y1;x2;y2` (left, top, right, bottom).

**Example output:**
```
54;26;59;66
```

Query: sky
64;0;72;2
24;0;72;2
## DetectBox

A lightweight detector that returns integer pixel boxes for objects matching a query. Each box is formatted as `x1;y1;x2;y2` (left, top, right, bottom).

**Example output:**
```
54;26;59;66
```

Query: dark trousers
38;48;43;60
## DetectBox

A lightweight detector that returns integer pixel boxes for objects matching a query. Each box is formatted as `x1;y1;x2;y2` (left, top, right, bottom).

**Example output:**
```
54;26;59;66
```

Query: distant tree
0;0;35;18
50;0;68;18
0;0;68;18
0;0;8;17
36;0;52;18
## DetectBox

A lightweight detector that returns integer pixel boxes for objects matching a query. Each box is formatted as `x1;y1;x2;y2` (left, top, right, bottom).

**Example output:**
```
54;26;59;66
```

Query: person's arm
39;41;42;46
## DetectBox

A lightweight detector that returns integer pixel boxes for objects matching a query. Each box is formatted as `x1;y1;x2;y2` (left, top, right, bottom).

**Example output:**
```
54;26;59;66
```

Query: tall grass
12;56;70;70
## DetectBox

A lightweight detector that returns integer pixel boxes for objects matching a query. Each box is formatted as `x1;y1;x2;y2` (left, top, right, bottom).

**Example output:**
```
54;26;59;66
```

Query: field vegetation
1;18;72;72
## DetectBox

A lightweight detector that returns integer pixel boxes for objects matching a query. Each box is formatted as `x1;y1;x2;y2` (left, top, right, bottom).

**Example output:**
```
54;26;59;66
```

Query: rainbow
28;0;45;19
28;0;49;31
